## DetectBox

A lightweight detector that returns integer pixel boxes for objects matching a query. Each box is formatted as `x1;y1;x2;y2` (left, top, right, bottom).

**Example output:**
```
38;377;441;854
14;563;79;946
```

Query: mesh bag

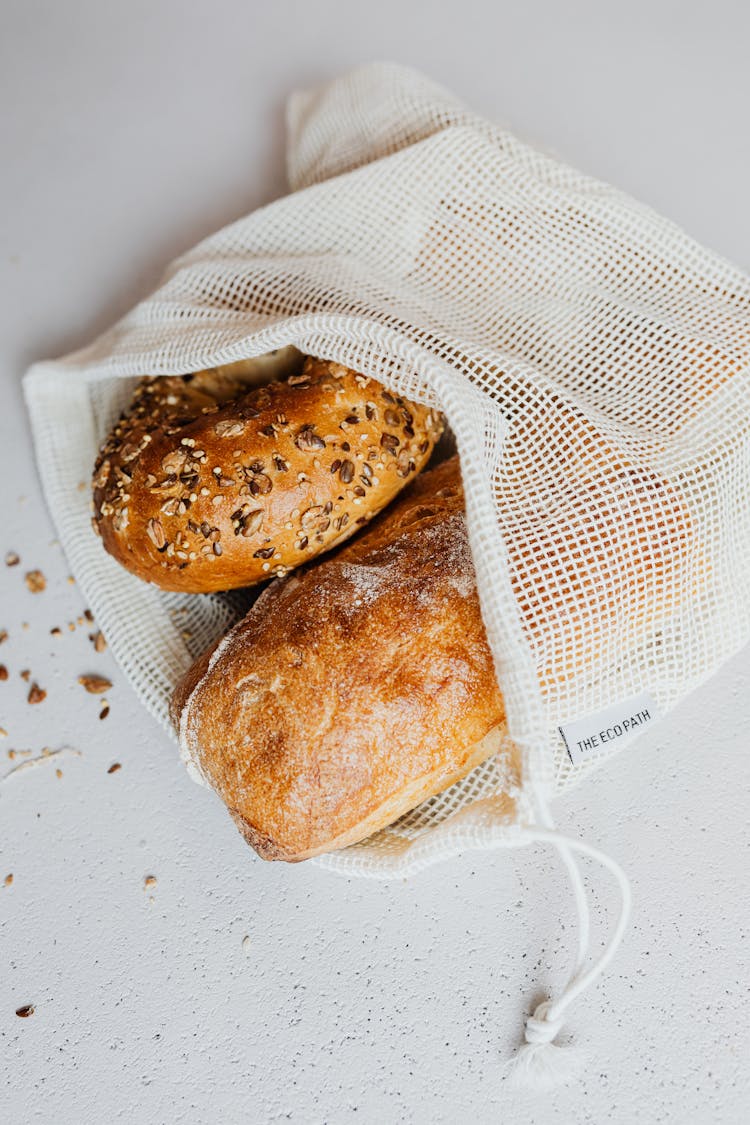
24;62;750;1075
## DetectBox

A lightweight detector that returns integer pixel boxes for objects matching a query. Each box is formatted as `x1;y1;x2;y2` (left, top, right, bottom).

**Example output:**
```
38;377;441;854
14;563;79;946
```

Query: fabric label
558;692;660;765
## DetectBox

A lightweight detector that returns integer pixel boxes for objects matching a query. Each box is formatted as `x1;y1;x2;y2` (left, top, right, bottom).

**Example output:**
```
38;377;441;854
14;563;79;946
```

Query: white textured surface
1;3;749;1123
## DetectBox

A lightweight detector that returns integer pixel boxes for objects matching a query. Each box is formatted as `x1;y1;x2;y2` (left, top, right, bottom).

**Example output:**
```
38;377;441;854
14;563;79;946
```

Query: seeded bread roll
92;355;443;593
171;457;508;861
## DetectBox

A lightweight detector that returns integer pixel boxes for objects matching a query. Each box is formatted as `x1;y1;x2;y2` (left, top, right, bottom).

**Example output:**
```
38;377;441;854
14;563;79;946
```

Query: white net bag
24;63;750;1077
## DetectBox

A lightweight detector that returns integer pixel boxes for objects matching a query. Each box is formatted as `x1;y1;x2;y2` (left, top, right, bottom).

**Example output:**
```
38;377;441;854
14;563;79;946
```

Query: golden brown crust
93;356;443;592
174;457;507;861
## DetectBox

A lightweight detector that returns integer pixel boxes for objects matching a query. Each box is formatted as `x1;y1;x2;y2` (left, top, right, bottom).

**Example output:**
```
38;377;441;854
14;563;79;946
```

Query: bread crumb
90;631;107;653
27;683;46;704
144;875;157;889
0;727;6;738
0;665;7;681
24;570;46;593
0;629;7;644
5;552;19;567
55;768;63;779
4;874;12;887
78;674;112;694
20;669;30;682
15;1005;34;1018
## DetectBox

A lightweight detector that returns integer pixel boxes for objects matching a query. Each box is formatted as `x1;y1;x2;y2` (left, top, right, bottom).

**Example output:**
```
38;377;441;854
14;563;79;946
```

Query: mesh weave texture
24;63;750;877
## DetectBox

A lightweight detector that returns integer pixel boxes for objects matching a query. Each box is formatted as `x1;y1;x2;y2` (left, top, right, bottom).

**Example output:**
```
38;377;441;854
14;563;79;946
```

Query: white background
2;2;749;1122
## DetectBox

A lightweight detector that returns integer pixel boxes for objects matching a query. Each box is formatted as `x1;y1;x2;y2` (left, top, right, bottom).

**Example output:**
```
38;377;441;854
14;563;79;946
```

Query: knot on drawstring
505;996;580;1089
504;812;632;1088
523;1000;563;1046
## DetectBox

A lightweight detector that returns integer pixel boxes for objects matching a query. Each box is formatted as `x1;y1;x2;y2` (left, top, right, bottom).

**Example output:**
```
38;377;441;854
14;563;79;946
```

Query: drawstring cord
536;798;591;980
503;798;632;1088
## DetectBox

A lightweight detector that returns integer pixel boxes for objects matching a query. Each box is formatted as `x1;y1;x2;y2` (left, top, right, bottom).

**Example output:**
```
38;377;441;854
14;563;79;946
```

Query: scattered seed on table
99;706;110;720
50;626;61;637
107;762;121;774
15;1006;34;1018
144;875;157;889
4;874;12;887
0;630;7;644
5;552;19;567
0;665;8;681
20;669;30;682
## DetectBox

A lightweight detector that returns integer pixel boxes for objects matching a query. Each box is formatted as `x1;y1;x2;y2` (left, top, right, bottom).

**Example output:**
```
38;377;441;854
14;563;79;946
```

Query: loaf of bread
171;457;507;861
92;355;443;592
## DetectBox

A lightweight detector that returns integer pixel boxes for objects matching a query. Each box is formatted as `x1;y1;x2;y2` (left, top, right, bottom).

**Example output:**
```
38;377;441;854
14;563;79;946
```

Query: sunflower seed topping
146;518;166;549
239;509;264;537
301;506;331;534
295;426;326;452
213;419;246;437
249;473;272;496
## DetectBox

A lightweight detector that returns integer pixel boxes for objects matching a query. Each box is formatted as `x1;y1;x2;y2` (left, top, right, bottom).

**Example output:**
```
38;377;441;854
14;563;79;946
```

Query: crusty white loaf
171;457;508;861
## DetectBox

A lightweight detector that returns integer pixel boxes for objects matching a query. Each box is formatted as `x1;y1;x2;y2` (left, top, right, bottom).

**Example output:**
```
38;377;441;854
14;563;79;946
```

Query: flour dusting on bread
172;456;507;861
